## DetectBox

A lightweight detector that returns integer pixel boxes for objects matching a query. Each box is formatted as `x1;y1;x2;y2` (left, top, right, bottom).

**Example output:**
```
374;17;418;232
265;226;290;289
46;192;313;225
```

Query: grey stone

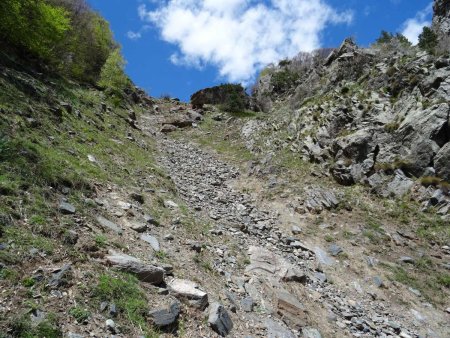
281;268;307;284
59;202;76;215
399;256;415;264
67;333;85;338
328;244;343;256
109;303;117;317
129;221;147;233
265;319;295;338
168;278;208;310
96;216;123;235
149;302;180;328
106;251;164;284
373;276;384;288
305;187;339;213
208;302;233;336
240;297;254;312
435;143;450;182
106;319;116;333
47;264;72;288
315;272;327;283
275;290;307;328
314;247;334;266
303;328;322;338
291;225;302;235
140;234;160;251
100;301;108;312
144;214;160;226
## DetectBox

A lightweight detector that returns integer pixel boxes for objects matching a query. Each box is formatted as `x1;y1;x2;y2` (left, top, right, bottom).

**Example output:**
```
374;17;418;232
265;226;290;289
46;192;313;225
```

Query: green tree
98;49;130;94
418;26;438;53
376;31;393;44
0;0;70;61
395;33;412;47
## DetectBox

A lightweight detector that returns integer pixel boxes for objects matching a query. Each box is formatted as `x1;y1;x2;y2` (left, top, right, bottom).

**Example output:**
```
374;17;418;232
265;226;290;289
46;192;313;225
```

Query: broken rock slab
208;302;233;337
304;187;339;213
265;318;296;338
106;251;164;284
140;234;160;251
246;246;307;283
96;216;123;235
149;301;180;328
168;278;208;310
275;289;308;329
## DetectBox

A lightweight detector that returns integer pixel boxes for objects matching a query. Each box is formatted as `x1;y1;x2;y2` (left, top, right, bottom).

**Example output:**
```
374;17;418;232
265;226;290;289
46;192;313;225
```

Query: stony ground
0;66;448;337
138;106;449;337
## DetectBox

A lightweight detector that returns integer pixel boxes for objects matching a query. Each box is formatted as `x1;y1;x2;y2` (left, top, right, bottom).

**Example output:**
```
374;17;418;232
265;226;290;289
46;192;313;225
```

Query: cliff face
433;0;450;39
249;5;450;217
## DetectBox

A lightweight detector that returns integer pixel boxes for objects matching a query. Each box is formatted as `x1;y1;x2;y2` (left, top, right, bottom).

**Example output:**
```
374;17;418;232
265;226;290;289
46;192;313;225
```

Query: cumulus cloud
139;0;353;83
401;3;433;45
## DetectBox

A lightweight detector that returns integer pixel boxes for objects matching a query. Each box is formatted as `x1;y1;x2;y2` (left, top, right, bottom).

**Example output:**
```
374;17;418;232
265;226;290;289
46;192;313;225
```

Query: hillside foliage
0;0;128;90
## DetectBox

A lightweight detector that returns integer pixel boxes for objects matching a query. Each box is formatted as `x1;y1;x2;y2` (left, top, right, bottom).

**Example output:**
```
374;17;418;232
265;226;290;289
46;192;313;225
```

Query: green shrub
271;69;299;94
98;49;130;95
69;306;90;323
376;30;394;44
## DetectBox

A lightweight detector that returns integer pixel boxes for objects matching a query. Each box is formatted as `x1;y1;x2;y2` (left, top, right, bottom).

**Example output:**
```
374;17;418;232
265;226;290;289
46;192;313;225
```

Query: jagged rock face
433;0;450;38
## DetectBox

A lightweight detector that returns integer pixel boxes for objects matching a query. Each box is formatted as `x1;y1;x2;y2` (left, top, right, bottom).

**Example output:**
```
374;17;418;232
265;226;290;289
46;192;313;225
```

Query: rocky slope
1;1;450;338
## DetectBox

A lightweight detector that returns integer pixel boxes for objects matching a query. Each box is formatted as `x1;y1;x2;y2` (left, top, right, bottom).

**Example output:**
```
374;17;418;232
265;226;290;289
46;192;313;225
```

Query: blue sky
86;0;433;101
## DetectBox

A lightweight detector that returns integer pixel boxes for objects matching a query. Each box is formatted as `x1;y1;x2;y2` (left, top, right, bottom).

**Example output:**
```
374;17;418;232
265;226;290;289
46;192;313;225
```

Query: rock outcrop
433;0;450;39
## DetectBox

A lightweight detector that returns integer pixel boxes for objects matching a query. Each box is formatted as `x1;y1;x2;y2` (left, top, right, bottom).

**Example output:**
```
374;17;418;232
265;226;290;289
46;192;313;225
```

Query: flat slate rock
275;290;308;328
314;247;334;266
47;264;72;288
168;278;208;310
208;302;233;337
265;319;295;338
303;328;322;338
140;234;160;251
149;302;180;328
96;216;123;235
328;244;343;256
246;246;307;282
106;251;164;284
59;202;76;215
241;297;254;312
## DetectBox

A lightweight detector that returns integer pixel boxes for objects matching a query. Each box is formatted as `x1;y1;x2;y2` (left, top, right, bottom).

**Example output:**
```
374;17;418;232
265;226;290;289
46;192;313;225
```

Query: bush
271;69;300;94
418;27;438;53
221;89;247;113
376;30;394;44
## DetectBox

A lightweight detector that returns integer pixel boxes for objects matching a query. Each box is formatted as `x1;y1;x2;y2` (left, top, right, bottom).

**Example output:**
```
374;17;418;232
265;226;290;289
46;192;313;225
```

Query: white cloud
126;25;151;41
127;31;142;40
139;0;353;83
401;3;433;45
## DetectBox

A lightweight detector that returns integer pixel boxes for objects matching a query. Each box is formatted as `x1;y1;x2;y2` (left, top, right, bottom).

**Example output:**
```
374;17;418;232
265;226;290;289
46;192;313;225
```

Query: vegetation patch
93;273;150;333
